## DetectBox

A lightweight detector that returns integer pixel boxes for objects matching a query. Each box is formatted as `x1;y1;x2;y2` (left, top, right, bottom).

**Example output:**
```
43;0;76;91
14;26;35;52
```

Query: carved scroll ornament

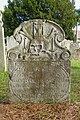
7;19;71;62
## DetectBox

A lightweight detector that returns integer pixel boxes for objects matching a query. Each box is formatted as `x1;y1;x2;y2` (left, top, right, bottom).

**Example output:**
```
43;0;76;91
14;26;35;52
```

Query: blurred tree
75;9;80;23
2;0;76;40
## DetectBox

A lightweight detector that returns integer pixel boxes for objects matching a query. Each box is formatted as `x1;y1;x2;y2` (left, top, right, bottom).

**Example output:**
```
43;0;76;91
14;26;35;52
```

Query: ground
0;103;80;120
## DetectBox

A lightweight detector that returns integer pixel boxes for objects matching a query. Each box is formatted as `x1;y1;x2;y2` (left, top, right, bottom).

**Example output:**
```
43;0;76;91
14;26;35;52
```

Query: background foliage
2;0;76;40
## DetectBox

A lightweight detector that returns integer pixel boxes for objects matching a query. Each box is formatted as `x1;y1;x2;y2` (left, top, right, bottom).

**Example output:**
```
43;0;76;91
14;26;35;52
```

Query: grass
0;72;9;100
0;60;80;103
70;60;80;103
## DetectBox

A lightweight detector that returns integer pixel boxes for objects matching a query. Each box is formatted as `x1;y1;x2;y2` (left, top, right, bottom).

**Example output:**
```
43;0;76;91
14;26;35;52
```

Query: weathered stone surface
7;19;71;103
70;42;80;53
61;39;73;50
70;42;80;60
71;48;80;60
0;21;4;71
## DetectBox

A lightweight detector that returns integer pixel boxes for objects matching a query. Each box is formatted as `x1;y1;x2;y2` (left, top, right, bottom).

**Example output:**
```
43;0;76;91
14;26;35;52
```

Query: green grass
0;60;80;103
71;60;80;103
0;72;9;100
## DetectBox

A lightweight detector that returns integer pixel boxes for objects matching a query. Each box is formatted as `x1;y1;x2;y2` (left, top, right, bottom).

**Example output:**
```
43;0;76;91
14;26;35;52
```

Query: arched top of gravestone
14;19;65;42
8;19;70;61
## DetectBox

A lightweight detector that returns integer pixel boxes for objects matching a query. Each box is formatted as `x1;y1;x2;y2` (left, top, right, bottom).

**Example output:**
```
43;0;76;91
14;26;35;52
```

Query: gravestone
61;39;73;50
70;42;80;59
7;19;71;103
71;48;80;60
0;18;5;71
70;42;79;53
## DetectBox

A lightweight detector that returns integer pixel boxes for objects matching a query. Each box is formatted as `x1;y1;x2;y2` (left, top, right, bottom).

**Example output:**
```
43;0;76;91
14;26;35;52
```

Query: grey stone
7;19;71;103
70;42;80;53
0;20;4;71
70;42;80;59
61;39;73;50
71;48;80;60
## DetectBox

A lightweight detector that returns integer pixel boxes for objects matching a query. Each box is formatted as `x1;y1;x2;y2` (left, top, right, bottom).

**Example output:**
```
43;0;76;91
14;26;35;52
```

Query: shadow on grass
71;66;80;69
